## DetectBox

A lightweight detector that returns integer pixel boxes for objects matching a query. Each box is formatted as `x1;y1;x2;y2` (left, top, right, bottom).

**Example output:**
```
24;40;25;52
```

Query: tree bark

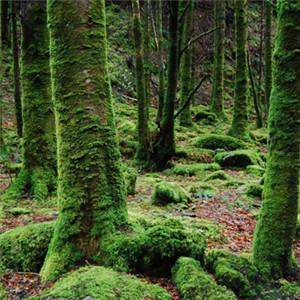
253;0;300;277
1;0;9;46
41;0;128;281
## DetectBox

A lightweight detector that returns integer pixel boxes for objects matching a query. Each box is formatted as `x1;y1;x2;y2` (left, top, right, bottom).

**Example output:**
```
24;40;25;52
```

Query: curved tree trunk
41;0;128;281
253;0;300;277
2;0;56;202
210;0;226;118
228;0;249;139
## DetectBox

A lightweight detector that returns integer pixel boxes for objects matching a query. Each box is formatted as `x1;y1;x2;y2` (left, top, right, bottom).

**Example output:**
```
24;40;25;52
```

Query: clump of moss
36;266;171;300
193;108;217;124
172;257;236;300
296;216;300;239
188;182;217;198
9;207;33;216
215;150;263;169
152;181;191;205
124;166;138;195
279;279;300;298
0;222;54;273
250;129;268;144
193;134;247;151
171;163;220;176
205;249;259;298
246;165;265;177
119;138;138;158
0;283;7;300
246;183;263;198
204;170;232;182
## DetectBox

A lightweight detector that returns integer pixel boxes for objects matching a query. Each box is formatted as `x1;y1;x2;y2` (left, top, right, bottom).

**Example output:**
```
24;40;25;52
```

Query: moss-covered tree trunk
264;0;272;112
210;0;225;118
41;0;128;281
132;0;149;162
2;0;56;202
143;0;150;117
156;0;164;126
11;0;22;138
253;0;300;277
148;0;179;170
1;0;9;46
228;0;249;139
179;0;193;127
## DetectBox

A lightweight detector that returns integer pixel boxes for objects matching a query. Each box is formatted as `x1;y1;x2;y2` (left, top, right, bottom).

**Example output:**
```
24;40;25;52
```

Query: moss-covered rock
171;163;220;176
246;183;263;198
193;134;247;151
124;166;137;195
172;257;236;300
152;181;191;205
246;165;265;177
34;266;171;300
0;222;54;274
279;279;300;298
205;249;259;298
193;109;217;124
215;150;263;169
204;170;232;182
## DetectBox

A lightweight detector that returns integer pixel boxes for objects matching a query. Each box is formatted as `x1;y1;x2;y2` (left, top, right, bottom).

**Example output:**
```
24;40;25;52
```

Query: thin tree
253;0;300;277
228;0;249;139
2;0;56;202
210;0;226;118
179;0;193;127
11;0;22;138
41;0;128;280
149;0;179;170
1;0;9;46
132;0;149;162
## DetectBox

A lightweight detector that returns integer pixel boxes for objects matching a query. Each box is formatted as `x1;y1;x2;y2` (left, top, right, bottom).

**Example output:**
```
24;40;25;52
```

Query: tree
210;0;226;118
132;0;149;162
11;0;22;138
41;0;128;281
253;0;300;277
228;0;249;139
148;0;179;170
179;0;193;127
2;0;56;202
1;0;9;46
264;0;272;111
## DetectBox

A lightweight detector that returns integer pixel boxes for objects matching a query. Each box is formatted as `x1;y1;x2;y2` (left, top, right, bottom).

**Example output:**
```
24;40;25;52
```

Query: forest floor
0;96;299;300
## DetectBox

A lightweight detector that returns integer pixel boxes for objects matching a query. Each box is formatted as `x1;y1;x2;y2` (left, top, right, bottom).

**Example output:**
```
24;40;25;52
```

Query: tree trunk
41;0;128;281
179;0;193;127
253;0;300;277
143;0;150;118
132;0;149;162
1;0;9;46
149;0;179;170
155;0;164;127
2;0;56;202
228;0;249;140
264;0;272;112
11;0;22;138
210;0;226;118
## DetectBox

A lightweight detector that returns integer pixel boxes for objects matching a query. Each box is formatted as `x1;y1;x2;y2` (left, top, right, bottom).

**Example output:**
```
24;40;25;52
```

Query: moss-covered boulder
172;257;236;300
193;109;217;124
171;163;220;176
204;170;232;182
215;150;263;169
205;250;259;298
193;134;247;151
152;181;191;205
246;165;265;177
34;266;171;300
0;222;54;274
124;166;137;195
246;183;263;198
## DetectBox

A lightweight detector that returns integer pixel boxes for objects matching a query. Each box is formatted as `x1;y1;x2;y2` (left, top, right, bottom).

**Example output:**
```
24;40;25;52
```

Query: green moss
9;207;33;216
206;249;259;298
279;279;300;298
124;166;138;195
246;183;263;198
215;150;263;169
296;215;300;239
193;107;217;124
152;181;191;205
0;283;7;300
171;163;220;176
35;266;171;300
250;129;268;144
172;257;236;300
193;134;247;151
188;182;217;196
246;165;265;177
204;170;232;182
0;222;54;274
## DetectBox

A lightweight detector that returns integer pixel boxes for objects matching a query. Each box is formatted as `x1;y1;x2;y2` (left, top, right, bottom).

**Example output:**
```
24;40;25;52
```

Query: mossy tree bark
253;0;300;277
132;0;149;162
210;0;226;118
2;0;56;202
228;0;249;140
264;0;272;112
1;0;9;46
155;0;164;126
143;0;150;117
179;0;193;127
11;0;22;138
41;0;128;281
148;0;179;170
